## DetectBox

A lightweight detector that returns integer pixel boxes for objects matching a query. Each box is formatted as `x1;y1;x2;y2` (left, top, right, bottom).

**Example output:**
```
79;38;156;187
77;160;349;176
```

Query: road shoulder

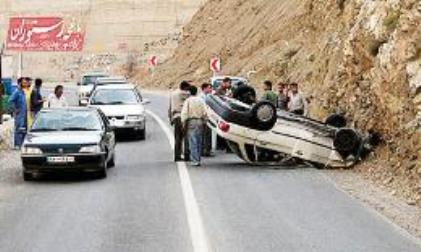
324;169;421;240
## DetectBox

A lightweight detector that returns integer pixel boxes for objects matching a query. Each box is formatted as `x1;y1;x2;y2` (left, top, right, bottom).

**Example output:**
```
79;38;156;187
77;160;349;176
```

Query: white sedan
88;84;149;140
205;95;377;168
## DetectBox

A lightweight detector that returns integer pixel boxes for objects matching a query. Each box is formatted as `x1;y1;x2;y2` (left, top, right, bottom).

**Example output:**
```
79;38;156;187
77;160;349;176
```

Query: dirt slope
140;0;421;205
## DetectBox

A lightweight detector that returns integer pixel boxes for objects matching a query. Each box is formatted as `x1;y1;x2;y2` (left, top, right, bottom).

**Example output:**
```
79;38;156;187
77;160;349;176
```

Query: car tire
325;114;347;128
250;102;277;131
96;160;107;179
138;128;146;140
333;128;361;158
23;172;34;181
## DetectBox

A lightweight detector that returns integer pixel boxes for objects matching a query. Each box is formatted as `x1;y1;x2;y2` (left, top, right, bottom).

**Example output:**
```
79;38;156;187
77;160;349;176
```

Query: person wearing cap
8;77;31;148
288;82;306;115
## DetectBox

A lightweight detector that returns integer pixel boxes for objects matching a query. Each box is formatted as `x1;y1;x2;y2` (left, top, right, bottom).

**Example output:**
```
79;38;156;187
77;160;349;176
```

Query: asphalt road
0;86;419;252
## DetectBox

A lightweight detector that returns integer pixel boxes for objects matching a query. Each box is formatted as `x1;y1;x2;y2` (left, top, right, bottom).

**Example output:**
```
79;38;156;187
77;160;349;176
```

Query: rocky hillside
141;0;420;204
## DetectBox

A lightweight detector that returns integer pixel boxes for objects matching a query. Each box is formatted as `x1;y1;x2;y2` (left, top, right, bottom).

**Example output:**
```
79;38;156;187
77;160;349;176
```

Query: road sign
6;17;85;51
210;57;220;73
148;55;157;67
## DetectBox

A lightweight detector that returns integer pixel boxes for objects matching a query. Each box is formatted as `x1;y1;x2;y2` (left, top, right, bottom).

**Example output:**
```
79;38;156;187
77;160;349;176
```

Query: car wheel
96;160;107;179
325;114;347;128
23;172;34;181
138;128;146;140
251;102;277;131
334;128;361;158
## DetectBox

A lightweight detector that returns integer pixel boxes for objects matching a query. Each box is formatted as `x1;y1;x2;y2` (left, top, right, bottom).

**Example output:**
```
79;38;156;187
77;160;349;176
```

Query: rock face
143;0;420;203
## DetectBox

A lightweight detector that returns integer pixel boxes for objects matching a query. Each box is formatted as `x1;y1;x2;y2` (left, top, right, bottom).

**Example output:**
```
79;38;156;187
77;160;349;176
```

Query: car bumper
110;119;145;130
22;153;106;173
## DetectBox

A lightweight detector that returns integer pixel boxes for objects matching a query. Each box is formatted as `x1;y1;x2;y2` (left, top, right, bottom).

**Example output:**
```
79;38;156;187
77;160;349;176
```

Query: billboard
6;17;84;52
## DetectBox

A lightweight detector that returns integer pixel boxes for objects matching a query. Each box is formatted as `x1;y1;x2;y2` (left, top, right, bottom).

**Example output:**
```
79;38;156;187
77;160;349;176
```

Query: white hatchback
88;84;149;140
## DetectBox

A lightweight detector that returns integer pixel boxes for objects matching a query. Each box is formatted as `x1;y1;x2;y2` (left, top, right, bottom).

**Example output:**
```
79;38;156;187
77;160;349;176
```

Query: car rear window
90;89;139;105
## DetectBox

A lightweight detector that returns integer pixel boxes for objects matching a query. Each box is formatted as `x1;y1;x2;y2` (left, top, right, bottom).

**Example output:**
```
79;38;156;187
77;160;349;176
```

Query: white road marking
146;110;210;252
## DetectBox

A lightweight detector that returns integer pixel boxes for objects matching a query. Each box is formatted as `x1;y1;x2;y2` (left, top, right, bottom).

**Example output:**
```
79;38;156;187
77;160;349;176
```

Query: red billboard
6;17;85;52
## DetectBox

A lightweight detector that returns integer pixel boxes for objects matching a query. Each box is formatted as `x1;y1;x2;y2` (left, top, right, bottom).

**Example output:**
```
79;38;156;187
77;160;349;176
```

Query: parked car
77;72;109;106
205;94;377;168
21;107;116;181
88;84;148;140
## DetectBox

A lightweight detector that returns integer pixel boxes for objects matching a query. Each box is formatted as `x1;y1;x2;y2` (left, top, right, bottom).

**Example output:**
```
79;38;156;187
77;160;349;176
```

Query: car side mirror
141;98;151;105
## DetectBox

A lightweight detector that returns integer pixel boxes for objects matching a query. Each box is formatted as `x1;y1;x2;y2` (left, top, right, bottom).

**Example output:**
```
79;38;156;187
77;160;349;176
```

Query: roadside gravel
325;169;421;240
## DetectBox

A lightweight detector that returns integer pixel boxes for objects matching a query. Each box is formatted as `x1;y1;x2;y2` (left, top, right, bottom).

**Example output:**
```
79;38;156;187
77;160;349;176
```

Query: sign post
210;56;220;76
148;55;157;76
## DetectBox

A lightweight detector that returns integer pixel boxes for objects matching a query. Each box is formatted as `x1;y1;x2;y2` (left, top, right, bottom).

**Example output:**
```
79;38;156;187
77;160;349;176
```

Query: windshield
82;75;107;85
90;89;140;105
31;110;103;132
213;78;246;89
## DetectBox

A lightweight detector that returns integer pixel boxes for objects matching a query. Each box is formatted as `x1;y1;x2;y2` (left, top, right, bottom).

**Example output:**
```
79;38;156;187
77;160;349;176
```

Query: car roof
40;106;100;112
82;72;109;77
96;76;127;83
93;84;136;90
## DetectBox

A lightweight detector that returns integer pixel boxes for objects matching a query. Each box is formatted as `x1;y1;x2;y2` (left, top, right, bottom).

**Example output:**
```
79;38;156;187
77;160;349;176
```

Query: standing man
260;80;278;105
169;81;191;162
200;83;213;157
47;85;68;108
277;81;289;111
288;82;306;115
181;86;208;166
30;78;44;118
215;77;231;96
8;78;29;148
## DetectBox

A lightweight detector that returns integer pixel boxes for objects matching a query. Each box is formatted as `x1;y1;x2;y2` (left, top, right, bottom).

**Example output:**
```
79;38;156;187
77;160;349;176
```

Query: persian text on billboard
6;17;84;51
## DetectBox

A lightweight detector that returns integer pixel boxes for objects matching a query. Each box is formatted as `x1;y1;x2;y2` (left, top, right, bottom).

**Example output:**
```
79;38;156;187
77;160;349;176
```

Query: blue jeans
187;119;204;164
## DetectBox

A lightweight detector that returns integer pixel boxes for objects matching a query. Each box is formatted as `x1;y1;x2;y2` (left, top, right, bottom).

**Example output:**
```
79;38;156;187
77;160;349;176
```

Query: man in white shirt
47;85;68;108
181;86;208;166
288;82;306;115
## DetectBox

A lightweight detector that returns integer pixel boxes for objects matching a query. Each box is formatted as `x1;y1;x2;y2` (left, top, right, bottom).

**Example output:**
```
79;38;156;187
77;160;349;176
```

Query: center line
146;110;210;252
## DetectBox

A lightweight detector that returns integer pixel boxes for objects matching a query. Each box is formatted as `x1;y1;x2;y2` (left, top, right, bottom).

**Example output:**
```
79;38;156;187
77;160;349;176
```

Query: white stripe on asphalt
146;110;210;252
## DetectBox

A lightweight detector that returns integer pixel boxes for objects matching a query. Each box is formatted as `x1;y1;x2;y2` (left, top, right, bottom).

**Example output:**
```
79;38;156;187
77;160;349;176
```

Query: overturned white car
205;95;377;168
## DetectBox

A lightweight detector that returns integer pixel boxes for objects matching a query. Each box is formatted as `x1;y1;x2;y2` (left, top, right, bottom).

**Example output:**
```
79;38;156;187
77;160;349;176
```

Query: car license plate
47;156;75;163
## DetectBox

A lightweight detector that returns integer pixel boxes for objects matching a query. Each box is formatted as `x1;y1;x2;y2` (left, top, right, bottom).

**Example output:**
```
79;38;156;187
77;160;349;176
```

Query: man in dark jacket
169;81;191;161
30;78;44;117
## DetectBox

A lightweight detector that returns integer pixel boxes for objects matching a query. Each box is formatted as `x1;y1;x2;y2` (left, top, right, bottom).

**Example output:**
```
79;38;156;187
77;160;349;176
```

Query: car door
97;110;116;159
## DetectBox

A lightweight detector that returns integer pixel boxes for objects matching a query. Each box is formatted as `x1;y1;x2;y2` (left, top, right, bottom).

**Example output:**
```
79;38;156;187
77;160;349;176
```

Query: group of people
261;80;308;115
169;81;213;166
169;77;309;167
8;77;68;148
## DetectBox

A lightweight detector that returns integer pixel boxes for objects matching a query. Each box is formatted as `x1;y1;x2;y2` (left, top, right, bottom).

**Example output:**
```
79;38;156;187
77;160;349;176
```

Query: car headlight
21;146;43;155
79;145;102;153
126;115;144;121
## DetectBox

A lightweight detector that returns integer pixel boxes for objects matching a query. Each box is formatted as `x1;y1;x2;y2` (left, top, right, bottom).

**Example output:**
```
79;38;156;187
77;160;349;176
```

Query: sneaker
191;162;201;167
